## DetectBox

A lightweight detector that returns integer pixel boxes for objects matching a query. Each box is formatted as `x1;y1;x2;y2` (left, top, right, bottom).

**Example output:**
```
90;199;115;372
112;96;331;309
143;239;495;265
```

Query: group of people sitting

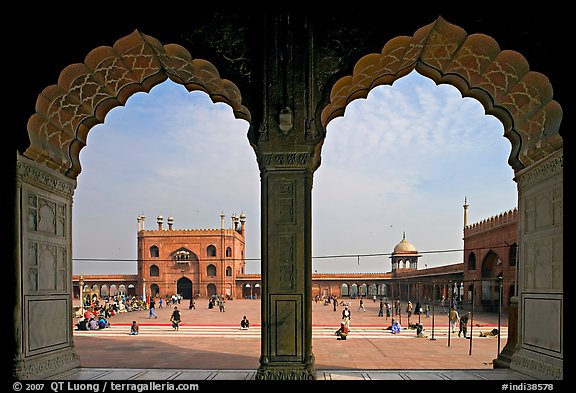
75;312;110;331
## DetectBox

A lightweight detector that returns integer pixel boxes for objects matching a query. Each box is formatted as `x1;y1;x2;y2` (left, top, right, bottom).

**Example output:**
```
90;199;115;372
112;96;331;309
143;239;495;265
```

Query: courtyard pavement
59;298;536;383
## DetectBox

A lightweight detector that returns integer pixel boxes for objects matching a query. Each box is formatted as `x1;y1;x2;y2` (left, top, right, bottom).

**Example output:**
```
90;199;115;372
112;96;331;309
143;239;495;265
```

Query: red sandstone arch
25;30;251;179
320;17;563;170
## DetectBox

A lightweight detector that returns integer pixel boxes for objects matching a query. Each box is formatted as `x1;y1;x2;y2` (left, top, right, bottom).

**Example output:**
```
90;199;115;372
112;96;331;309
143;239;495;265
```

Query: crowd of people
316;294;477;341
76;292;482;341
74;294;141;331
75;292;255;334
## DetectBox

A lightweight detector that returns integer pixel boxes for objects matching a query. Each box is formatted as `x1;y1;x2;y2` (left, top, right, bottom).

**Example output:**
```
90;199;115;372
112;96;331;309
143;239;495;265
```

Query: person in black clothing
76;318;89;331
459;312;471;338
170;306;181;331
240;315;250;329
149;298;157;319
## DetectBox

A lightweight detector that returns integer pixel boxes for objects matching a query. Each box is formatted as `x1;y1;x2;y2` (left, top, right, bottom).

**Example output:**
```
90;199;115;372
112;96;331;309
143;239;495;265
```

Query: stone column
256;150;315;380
13;153;80;379
510;149;563;379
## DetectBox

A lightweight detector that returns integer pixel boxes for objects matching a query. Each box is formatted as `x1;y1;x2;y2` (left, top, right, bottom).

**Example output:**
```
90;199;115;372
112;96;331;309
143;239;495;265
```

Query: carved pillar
252;14;320;380
510;149;563;379
13;153;80;379
256;151;315;380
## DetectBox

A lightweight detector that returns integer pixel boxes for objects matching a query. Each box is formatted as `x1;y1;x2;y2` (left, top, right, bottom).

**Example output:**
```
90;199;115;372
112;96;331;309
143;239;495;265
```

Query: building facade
137;212;246;300
74;206;517;313
463;207;518;311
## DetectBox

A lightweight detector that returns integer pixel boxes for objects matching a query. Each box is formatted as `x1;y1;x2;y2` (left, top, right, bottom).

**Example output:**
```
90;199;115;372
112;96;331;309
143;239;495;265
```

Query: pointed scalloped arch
320;17;563;170
25;30;251;179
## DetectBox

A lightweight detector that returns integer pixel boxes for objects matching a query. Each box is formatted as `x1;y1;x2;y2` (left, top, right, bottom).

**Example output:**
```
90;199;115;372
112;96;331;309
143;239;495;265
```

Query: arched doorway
177;277;193;299
207;283;217;297
242;283;252;298
481;251;502;311
11;15;563;380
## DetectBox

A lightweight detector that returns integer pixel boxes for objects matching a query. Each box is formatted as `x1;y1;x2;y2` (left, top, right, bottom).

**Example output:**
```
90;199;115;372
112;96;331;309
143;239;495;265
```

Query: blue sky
72;70;517;275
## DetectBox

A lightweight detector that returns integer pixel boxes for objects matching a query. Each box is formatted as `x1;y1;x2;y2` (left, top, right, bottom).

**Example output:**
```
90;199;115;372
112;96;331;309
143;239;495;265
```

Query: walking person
148;298;158;319
333;296;338;312
342;305;351;329
170;306;182;331
449;306;459;333
406;300;413;324
358;297;366;312
378;298;384;317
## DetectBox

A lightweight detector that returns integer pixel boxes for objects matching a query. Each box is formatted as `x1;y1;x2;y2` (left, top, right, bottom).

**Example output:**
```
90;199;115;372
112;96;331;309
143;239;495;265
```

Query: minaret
157;214;163;230
137;215;142;231
463;196;469;227
221;211;226;229
167;216;174;230
240;211;246;235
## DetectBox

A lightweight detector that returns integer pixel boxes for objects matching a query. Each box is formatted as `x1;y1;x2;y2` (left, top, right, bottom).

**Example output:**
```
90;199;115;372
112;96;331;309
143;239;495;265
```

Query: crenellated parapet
464;208;518;237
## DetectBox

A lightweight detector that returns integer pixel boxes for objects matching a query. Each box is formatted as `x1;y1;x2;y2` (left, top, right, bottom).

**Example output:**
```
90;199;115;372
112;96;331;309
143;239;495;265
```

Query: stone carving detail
27;242;67;293
258;152;310;170
255;368;315;380
14;350;80;380
523;237;562;291
17;159;75;197
321;17;562;170
182;14;252;80
511;353;563;380
277;181;295;225
26;193;67;238
38;199;56;234
278;235;295;290
515;150;562;188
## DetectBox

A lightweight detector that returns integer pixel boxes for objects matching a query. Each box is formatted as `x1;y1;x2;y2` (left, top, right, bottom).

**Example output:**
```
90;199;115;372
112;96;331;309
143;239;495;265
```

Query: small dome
393;234;417;254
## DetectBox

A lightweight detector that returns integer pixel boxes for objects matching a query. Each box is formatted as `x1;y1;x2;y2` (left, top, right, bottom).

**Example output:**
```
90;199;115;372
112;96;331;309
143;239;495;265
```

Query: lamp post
417;282;421;324
79;275;84;318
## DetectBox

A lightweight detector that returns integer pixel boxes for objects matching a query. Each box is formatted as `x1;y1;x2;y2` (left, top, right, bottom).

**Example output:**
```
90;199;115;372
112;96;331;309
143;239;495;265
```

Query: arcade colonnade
13;16;562;379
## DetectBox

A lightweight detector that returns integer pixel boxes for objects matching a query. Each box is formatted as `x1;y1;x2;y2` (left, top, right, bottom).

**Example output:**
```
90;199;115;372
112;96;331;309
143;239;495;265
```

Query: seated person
88;318;99;330
130;321;139;335
416;323;428;338
391;319;401;334
98;317;109;329
240;316;250;329
335;321;349;340
76;318;89;331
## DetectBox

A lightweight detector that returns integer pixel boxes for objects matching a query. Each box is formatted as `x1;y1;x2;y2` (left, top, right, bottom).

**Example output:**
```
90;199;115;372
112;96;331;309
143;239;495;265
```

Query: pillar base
256;363;316;380
510;349;563;380
13;348;80;380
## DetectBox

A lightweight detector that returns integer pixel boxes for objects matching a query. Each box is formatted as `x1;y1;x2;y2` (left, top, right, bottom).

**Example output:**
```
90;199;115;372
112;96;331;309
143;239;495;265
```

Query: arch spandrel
25;30;251;179
320;17;563;171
